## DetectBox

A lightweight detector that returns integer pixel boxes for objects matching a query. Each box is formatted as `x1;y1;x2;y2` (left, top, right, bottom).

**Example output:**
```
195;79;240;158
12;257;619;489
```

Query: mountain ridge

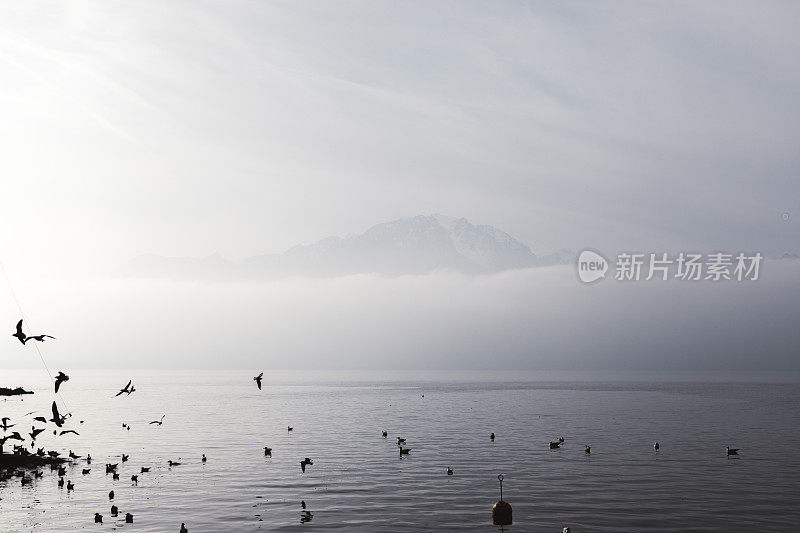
126;214;575;279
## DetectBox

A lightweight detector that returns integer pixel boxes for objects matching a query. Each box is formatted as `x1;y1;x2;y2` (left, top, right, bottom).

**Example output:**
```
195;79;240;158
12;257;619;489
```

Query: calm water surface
1;370;799;532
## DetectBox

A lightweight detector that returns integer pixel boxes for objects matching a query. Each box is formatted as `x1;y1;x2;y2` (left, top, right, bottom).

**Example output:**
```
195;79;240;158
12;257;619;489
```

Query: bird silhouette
726;446;740;456
168;459;182;466
30;426;46;441
549;441;561;449
180;523;188;533
287;426;293;432
584;445;591;454
60;429;80;436
109;490;115;500
58;477;64;488
399;446;411;456
82;468;91;475
94;513;102;524
254;372;263;390
654;442;660;451
202;454;207;462
49;402;66;427
382;431;387;438
12;320;27;344
69;450;80;459
66;480;74;491
1;417;14;431
490;432;495;441
300;457;313;473
446;467;453;475
115;380;133;397
140;467;150;473
264;447;272;456
111;505;118;516
121;454;129;462
125;513;133;523
149;415;165;426
396;437;406;445
27;334;56;343
33;416;46;423
54;372;69;393
131;475;138;484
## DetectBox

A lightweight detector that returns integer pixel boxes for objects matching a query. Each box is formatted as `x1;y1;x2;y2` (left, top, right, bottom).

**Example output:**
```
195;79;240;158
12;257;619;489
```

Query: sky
0;1;798;371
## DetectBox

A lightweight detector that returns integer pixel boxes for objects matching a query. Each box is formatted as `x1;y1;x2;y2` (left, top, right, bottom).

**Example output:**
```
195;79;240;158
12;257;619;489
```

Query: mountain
126;215;571;279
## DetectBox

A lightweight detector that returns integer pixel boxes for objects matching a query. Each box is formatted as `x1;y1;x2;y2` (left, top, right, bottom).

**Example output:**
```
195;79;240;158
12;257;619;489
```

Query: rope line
0;258;71;415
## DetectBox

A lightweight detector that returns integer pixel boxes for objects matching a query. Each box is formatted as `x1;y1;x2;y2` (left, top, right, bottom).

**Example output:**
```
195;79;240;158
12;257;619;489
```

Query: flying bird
149;415;165;426
300;457;313;473
30;426;46;441
12;319;27;344
54;372;69;393
50;401;66;427
60;430;80;436
27;334;56;343
254;372;263;390
115;380;132;397
33;416;46;423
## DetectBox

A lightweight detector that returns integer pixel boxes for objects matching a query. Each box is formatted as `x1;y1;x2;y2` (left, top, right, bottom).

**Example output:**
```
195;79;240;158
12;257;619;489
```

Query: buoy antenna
498;474;504;500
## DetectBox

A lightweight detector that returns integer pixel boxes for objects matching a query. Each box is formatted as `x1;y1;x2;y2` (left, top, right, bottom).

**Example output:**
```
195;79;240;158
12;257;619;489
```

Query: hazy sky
0;1;798;371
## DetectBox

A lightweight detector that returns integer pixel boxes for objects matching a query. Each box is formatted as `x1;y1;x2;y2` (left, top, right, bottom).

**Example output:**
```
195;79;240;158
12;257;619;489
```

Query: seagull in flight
55;371;70;393
115;380;133;397
254;372;263;390
12;319;56;344
27;334;56;343
30;426;46;441
149;415;165;426
50;401;66;427
60;429;80;436
12;319;27;344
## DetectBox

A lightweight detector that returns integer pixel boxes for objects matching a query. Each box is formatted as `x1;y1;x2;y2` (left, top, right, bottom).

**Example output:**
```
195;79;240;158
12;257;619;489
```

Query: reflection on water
1;370;800;531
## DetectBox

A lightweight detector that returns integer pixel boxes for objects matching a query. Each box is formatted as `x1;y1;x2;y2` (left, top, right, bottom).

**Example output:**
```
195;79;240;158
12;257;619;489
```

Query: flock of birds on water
2;318;744;531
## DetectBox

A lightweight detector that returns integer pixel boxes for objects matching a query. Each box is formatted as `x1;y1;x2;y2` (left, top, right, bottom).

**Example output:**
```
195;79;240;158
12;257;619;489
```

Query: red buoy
492;474;512;526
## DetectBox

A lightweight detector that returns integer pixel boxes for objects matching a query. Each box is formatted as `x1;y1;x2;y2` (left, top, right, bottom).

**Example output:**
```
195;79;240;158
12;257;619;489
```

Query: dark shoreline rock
0;387;34;396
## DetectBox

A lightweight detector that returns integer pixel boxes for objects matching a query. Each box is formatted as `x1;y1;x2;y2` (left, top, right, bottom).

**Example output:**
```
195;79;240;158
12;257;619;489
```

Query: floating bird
109;490;115;500
264;447;272;456
202;454;207;462
141;467;150;473
726;446;740;456
654;442;660;451
12;320;27;344
446;467;453;475
54;372;69;393
1;417;14;431
58;477;64;488
111;505;118;516
490;432;495;441
115;380;133;397
300;457;313;473
121;454;129;462
149;415;166;426
287;426;293;432
180;523;188;533
301;500;306;509
82;468;91;475
112;473;120;480
125;513;133;523
67;451;80;460
168;459;182;466
558;436;565;444
106;463;118;473
399;446;411;456
87;454;92;463
584;445;591;454
60;430;80;436
49;401;66;427
66;480;74;491
94;513;103;524
131;475;138;484
382;431;387;438
549;441;561;449
58;466;67;476
47;450;60;458
37;448;45;457
254;372;263;390
396;437;406;445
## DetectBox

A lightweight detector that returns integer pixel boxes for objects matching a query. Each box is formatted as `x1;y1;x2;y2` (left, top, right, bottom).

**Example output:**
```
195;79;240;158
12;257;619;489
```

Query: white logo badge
577;250;608;283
